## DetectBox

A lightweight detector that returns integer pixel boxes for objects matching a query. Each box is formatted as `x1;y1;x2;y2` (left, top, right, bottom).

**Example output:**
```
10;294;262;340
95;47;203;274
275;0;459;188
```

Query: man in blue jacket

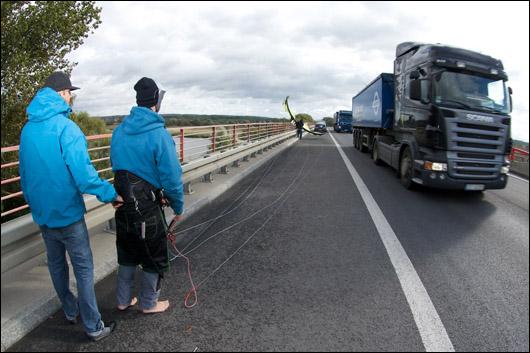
19;72;120;341
111;77;184;314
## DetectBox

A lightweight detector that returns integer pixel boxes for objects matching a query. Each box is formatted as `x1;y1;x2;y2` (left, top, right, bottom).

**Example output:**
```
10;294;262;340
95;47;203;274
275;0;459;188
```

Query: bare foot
117;297;138;311
141;300;170;314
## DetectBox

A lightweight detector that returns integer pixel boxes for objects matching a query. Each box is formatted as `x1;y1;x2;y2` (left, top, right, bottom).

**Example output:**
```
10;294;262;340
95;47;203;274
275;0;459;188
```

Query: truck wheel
399;147;416;189
359;132;367;153
372;142;382;165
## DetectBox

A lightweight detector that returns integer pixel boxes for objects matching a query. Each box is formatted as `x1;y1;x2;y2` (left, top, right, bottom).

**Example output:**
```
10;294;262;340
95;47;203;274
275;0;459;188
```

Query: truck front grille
457;132;499;141
457;142;498;150
457;170;496;176
446;117;508;179
456;122;500;132
457;153;495;160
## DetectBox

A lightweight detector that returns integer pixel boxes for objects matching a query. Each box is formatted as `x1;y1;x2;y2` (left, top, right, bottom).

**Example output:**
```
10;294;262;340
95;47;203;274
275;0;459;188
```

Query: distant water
172;137;210;163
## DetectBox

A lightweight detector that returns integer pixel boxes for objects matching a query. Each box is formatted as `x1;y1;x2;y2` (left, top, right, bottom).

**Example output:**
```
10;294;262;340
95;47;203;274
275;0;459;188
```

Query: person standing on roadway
19;71;121;342
295;119;304;139
110;77;184;314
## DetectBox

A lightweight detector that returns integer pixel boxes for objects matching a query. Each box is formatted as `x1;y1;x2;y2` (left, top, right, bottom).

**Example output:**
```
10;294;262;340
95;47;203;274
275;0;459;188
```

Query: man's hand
113;195;124;209
168;214;183;233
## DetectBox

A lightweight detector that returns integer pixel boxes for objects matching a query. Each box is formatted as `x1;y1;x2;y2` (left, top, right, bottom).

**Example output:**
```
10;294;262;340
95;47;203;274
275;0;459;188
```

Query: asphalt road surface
10;131;529;352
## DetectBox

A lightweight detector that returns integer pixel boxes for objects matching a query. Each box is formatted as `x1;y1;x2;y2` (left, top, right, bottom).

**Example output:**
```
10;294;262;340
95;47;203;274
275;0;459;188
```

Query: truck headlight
501;166;510;174
424;161;447;172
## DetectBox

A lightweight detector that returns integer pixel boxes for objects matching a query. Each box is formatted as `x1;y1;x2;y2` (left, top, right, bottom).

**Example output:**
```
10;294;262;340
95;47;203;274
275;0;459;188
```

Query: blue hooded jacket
19;88;117;228
110;107;184;215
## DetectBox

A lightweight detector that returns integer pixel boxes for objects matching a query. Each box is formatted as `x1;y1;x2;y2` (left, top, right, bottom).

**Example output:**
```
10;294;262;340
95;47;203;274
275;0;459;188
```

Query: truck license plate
465;184;485;191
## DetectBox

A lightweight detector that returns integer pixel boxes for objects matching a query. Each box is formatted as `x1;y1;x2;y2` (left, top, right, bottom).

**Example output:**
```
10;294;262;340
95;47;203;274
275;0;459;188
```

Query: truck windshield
432;71;510;114
339;115;352;122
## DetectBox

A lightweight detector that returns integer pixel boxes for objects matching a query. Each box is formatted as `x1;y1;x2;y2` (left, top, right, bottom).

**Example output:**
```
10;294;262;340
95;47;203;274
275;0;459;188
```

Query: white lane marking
508;173;529;183
328;133;455;352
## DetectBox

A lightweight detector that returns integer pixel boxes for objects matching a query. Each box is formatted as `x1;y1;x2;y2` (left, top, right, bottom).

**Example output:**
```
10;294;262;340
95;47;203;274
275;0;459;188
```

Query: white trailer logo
372;91;380;116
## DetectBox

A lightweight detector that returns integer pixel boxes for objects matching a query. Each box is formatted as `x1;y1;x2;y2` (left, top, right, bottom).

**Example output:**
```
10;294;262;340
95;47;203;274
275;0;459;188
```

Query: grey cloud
65;2;527;139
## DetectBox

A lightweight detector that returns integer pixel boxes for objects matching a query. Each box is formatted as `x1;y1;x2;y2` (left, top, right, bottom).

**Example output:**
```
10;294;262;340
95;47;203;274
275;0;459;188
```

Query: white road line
508;173;529;183
328;133;455;352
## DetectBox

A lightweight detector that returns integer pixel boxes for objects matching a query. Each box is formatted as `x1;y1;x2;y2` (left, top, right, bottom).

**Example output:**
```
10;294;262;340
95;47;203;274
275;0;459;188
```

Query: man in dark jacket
111;77;184;314
19;72;120;341
295;119;304;139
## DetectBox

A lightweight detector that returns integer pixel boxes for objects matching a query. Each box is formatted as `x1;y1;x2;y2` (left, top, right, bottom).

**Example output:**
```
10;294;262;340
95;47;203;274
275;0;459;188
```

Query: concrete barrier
510;160;529;178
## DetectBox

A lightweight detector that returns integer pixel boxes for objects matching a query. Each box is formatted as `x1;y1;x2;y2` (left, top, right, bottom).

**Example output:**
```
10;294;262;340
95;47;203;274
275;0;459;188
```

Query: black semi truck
352;42;513;191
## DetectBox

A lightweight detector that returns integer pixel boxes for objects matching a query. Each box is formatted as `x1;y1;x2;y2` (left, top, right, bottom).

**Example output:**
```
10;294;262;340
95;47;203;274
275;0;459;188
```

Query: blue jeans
40;218;104;335
117;265;161;310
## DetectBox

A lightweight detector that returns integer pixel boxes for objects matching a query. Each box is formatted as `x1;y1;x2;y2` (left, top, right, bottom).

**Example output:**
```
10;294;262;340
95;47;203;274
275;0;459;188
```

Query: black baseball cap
44;72;80;92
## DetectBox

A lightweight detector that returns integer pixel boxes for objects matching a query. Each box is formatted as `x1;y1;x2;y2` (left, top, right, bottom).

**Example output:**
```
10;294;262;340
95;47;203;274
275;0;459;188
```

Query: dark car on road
314;122;327;133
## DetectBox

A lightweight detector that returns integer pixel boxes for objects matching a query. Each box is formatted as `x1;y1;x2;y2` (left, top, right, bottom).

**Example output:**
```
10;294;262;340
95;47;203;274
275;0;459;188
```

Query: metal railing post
180;128;185;163
212;126;216;153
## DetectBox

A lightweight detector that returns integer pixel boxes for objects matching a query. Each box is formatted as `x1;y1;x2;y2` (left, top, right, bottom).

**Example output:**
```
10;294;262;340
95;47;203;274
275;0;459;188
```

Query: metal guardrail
509;147;529;178
510;147;529;161
1;122;293;221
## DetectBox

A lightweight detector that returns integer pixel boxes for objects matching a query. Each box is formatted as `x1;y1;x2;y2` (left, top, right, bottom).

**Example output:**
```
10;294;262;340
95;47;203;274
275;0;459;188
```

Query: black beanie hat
134;77;159;108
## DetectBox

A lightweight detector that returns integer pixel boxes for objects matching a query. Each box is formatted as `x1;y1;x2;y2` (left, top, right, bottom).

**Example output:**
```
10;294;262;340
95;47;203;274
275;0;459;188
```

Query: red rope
168;221;198;308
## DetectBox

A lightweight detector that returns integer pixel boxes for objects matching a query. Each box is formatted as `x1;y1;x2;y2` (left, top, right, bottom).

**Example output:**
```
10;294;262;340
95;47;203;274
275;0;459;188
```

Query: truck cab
333;110;353;133
353;42;513;191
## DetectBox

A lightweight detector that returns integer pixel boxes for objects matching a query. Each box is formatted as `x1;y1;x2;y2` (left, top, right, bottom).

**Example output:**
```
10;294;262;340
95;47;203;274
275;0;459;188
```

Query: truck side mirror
410;70;420;80
509;87;513;113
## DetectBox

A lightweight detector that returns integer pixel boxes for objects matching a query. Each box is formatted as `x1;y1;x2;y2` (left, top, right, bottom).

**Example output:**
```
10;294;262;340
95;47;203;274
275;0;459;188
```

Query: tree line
100;114;290;130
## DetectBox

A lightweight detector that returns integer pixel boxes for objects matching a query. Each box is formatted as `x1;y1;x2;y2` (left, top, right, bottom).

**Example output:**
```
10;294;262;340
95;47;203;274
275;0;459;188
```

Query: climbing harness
114;170;168;281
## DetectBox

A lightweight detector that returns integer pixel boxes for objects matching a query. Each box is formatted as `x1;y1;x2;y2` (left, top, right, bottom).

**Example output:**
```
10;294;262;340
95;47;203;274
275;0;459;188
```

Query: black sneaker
87;321;117;342
66;317;77;325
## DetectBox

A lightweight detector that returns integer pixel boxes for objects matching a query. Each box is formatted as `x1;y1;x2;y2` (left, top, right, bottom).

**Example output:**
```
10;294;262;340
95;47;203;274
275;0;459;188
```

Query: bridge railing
509;147;529;162
509;147;529;177
1;122;293;222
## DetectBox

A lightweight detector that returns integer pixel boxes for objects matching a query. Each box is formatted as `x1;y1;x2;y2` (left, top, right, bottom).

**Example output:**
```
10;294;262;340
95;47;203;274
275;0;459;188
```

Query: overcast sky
67;1;529;141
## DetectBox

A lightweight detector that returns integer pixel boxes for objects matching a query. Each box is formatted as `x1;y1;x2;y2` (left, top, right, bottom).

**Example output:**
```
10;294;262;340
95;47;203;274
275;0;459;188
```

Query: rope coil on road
169;152;282;260
169;141;322;308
